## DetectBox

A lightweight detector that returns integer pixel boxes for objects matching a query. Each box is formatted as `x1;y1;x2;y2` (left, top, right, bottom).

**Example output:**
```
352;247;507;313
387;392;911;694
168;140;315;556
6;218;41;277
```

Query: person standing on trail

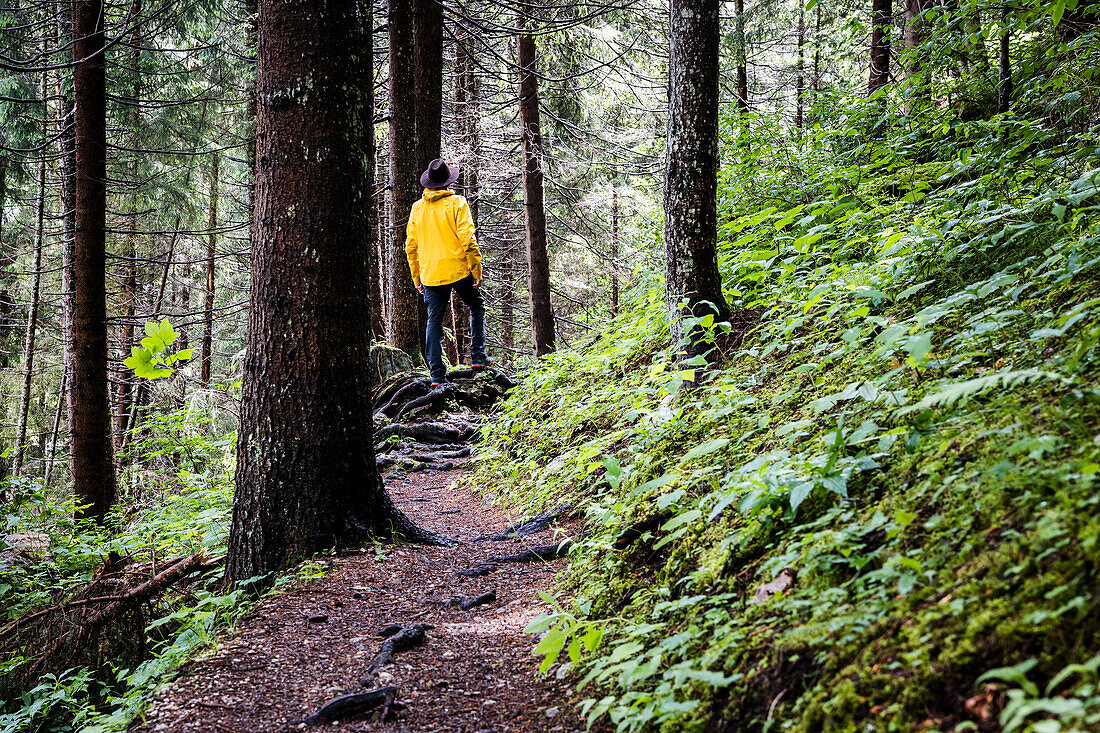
406;157;491;386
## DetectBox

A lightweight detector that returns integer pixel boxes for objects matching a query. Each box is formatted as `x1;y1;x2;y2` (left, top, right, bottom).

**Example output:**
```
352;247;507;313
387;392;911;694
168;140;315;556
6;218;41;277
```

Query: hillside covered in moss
468;102;1100;732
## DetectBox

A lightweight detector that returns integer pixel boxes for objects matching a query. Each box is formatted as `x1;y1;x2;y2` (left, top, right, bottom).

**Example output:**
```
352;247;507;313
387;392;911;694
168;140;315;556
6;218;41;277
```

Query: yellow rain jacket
405;189;482;288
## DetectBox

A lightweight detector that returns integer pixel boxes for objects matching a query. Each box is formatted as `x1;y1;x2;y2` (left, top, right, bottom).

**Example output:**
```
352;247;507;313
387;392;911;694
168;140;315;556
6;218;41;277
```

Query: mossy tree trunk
226;0;440;582
664;0;730;354
71;0;117;519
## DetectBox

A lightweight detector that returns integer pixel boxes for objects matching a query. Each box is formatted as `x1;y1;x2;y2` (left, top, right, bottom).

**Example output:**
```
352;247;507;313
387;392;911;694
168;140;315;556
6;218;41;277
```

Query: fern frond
897;370;1067;416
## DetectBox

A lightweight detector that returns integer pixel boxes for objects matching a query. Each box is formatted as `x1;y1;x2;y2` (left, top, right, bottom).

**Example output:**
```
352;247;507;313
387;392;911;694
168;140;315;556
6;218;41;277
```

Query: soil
132;462;585;733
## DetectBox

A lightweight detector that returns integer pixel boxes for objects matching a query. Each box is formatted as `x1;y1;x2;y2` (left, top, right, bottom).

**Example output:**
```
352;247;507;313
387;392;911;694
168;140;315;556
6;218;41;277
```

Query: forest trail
133;460;584;733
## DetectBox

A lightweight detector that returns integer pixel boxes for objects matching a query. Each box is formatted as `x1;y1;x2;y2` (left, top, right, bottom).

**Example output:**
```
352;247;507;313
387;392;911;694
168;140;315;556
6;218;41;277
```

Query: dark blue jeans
423;275;486;381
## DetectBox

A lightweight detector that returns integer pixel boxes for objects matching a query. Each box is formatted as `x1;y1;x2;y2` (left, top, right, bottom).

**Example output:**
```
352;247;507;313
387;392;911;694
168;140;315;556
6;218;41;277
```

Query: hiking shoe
471;356;493;370
430;378;448;388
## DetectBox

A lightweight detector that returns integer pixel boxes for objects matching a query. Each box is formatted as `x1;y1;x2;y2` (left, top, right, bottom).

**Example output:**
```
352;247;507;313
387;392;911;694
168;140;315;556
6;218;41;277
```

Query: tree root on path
423;589;496;611
475;504;572;542
291;686;401;726
374;421;476;445
455;540;572;577
359;623;433;686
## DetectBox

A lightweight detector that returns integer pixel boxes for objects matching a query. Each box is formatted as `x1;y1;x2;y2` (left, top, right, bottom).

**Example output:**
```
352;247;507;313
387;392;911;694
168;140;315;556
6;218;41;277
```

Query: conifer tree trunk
70;0;116;519
905;0;929;113
371;151;387;339
13;115;47;477
611;185;619;317
869;0;892;93
57;2;77;452
115;0;142;450
735;0;749;112
365;0;384;341
796;8;805;127
517;5;555;358
664;0;731;352
501;243;515;369
414;0;442;173
227;0;441;583
998;4;1012;113
814;0;822;97
386;0;422;356
201;152;217;386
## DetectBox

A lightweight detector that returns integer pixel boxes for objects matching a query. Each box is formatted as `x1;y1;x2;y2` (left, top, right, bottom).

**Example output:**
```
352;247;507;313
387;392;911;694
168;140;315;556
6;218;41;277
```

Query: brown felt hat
421;158;460;189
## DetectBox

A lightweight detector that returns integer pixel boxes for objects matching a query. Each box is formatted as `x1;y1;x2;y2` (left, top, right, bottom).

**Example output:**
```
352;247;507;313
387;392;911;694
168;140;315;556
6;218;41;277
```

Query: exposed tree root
455;540;573;577
424;589;497;611
360;623;433;686
292;685;401;726
613;511;674;549
374;421;477;445
476;505;571;542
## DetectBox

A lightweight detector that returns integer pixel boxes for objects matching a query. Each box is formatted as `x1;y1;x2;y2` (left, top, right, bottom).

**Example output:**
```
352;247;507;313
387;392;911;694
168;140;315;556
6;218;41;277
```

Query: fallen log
12;552;218;691
360;623;433;686
476;505;571;542
293;686;400;726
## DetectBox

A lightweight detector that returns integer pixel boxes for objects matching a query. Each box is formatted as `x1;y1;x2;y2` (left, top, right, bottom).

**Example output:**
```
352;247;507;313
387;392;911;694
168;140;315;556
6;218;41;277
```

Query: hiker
406;157;491;386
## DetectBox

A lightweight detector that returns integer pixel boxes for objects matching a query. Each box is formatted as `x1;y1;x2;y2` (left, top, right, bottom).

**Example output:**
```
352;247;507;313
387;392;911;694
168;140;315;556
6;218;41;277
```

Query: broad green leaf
680;438;729;463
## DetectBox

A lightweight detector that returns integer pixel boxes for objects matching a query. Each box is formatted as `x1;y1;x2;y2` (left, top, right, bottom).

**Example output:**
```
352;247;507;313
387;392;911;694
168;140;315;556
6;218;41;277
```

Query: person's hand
417;284;425;294
472;279;481;289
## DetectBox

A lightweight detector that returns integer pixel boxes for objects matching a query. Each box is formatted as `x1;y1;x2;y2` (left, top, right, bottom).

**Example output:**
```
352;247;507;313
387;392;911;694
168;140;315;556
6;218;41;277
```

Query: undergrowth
1;401;279;733
468;100;1100;731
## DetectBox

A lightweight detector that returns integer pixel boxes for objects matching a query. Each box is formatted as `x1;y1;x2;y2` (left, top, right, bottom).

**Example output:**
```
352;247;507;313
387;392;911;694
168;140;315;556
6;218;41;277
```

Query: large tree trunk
869;0;892;93
413;0;442;173
201;152;217;387
517;6;555;358
386;0;423;357
664;0;731;354
227;0;441;583
70;0;117;519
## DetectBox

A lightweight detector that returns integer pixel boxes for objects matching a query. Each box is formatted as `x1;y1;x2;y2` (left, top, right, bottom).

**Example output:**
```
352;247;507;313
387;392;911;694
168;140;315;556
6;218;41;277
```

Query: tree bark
386;0;423;357
611;185;619;317
57;1;77;468
413;0;443;174
869;0;892;94
13;100;48;477
201;152;217;386
904;0;929;113
70;0;117;519
735;0;749;112
500;242;514;369
517;6;555;358
997;4;1012;113
114;0;142;451
796;7;805;127
365;0;384;342
227;0;441;582
664;0;731;353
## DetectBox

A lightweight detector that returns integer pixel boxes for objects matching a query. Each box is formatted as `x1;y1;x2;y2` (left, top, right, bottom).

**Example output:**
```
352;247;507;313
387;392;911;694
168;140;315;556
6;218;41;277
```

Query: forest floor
132;458;584;733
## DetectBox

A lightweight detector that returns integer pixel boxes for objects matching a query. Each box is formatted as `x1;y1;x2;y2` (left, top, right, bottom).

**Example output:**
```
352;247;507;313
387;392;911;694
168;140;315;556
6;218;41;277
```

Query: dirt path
133;463;584;733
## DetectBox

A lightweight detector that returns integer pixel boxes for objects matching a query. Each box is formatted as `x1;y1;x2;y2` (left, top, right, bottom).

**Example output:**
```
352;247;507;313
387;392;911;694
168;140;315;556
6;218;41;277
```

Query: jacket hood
423;188;456;201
